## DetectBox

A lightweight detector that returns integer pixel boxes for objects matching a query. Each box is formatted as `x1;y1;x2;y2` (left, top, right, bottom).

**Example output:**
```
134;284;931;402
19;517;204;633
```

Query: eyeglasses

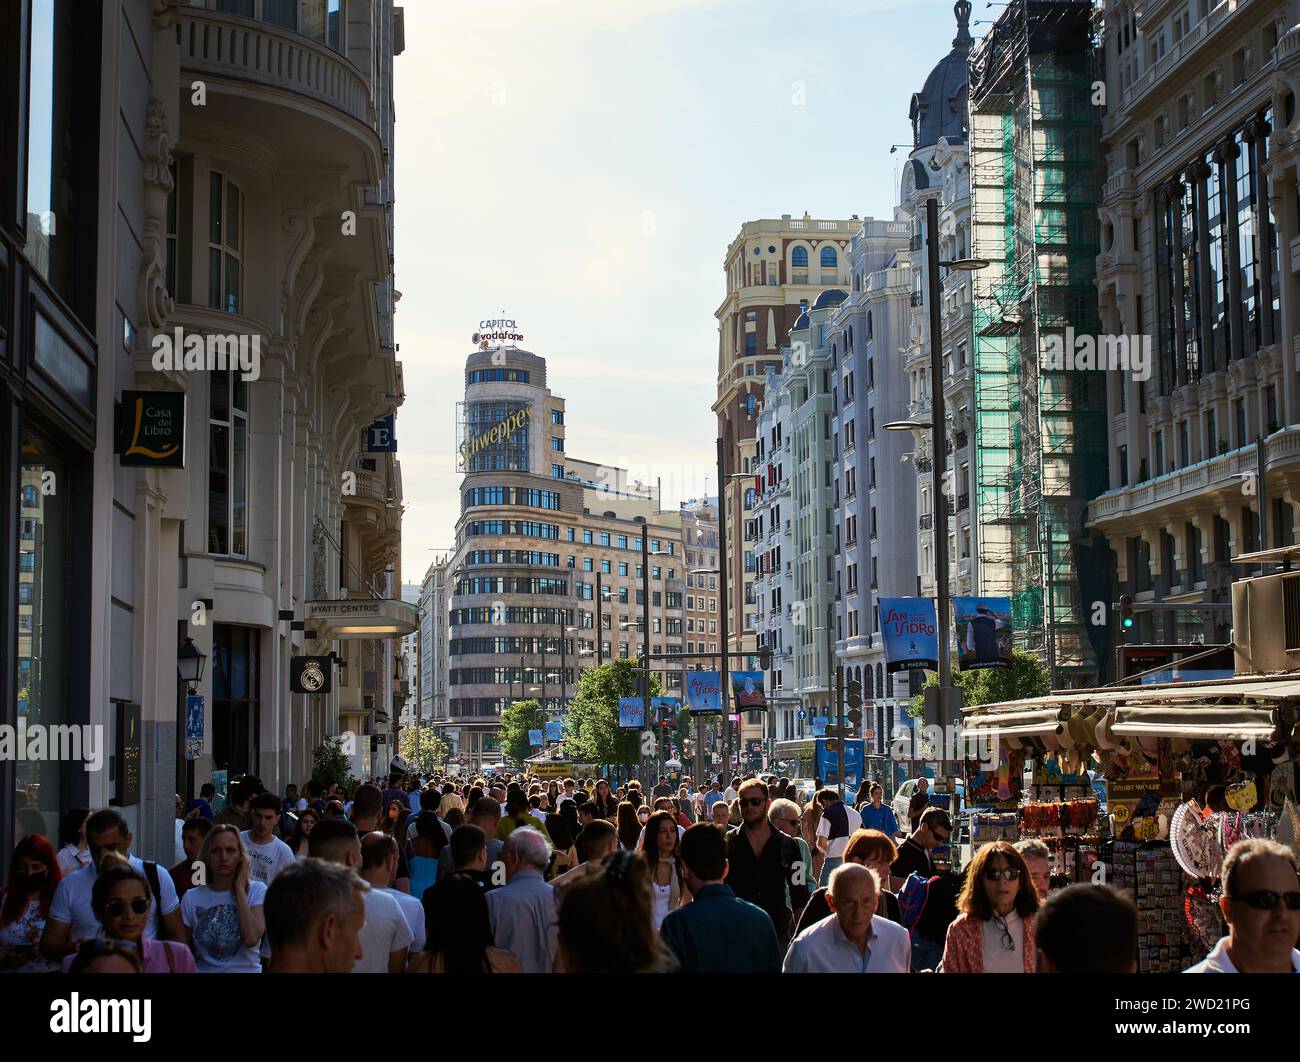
1229;890;1300;911
741;797;766;808
931;831;950;844
992;913;1016;951
983;866;1021;882
104;897;150;917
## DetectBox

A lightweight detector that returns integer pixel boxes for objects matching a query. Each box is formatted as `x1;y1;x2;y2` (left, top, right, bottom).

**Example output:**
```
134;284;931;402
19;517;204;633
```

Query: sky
393;0;965;582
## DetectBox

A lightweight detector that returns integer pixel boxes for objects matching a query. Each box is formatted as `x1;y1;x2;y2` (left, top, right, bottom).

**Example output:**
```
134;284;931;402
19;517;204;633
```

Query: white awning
961;708;1067;738
306;598;420;638
1110;705;1278;740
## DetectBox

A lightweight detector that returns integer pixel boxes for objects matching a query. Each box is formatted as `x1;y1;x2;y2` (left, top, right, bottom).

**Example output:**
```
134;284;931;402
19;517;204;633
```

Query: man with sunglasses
889;807;950;893
723;779;810;948
1187;838;1300;973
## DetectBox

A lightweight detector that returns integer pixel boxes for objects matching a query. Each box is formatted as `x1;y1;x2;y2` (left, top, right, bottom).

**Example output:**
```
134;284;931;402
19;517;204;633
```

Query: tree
563;659;663;768
311;735;354;791
398;723;450;775
910;649;1052;719
500;699;547;766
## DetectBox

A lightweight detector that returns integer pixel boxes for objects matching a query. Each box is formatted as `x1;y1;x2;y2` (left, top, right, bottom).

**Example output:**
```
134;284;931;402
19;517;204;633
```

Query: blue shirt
704;791;726;809
485;868;557;974
659;884;782;974
783;913;911;974
859;802;898;837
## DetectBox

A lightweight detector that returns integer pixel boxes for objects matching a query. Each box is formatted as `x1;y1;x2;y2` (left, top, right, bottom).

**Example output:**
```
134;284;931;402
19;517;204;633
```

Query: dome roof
791;310;811;332
812;289;848;310
910;1;972;149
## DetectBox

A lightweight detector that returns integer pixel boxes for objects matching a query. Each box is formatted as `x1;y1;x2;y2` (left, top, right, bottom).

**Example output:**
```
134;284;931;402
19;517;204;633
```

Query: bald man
782;863;911;973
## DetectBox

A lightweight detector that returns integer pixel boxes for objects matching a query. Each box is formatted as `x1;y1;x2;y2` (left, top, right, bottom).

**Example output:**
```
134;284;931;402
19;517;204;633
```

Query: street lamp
177;637;206;693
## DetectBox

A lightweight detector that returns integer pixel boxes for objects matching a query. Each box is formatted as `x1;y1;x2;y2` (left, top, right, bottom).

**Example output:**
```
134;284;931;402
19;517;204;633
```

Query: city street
2;0;1300;1034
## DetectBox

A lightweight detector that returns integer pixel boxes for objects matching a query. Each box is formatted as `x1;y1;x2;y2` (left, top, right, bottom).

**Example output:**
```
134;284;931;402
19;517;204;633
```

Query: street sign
184;694;204;761
796;709;807;721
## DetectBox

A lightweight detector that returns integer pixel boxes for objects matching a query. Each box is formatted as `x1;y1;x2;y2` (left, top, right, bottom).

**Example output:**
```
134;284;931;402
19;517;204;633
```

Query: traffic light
846;678;863;726
1119;594;1135;631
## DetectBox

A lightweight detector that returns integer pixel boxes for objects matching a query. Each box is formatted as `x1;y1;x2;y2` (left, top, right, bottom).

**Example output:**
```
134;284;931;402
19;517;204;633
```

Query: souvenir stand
962;678;1300;972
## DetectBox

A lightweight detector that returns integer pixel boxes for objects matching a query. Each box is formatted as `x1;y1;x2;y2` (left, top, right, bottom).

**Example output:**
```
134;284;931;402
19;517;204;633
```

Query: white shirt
180;882;267;973
783;914;912;973
816;804;863;859
240;832;296;886
724;787;738;801
56;844;91;877
980;910;1025;973
174;819;186;865
355;888;413;973
381;886;425;954
49;855;179;943
1185;936;1300;973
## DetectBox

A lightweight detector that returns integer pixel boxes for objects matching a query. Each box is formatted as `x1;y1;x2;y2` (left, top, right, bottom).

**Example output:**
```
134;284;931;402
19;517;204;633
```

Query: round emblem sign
300;661;325;692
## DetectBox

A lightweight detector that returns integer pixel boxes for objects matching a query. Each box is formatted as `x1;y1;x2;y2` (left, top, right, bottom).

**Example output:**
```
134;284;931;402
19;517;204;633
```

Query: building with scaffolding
965;0;1111;685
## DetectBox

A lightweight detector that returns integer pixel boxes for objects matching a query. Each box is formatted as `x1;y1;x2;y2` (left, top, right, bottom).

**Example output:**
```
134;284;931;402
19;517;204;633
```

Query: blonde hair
198;823;249;885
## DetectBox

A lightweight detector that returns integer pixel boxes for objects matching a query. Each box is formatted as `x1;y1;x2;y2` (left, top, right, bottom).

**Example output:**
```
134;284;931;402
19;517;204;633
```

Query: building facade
2;0;407;867
447;346;688;772
1089;0;1297;654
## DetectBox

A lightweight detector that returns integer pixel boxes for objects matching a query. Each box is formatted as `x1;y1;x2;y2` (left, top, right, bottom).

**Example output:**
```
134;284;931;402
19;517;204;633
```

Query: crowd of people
2;768;1297;974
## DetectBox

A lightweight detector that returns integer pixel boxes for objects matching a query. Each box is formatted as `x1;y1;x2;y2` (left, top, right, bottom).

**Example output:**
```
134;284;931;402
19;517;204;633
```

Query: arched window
791;246;808;268
820;247;837;268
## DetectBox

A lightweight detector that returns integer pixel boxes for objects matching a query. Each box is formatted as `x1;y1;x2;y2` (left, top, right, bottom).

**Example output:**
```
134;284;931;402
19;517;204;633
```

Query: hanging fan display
1276;798;1300;858
1184;881;1223;953
1168;800;1215;879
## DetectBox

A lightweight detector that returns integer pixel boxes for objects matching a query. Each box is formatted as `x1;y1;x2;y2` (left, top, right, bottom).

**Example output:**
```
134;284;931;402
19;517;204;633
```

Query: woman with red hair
0;835;62;972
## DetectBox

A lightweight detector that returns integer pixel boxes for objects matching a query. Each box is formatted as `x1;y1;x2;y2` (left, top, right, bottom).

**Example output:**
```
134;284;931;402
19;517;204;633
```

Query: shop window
208;370;249;557
212;624;260;777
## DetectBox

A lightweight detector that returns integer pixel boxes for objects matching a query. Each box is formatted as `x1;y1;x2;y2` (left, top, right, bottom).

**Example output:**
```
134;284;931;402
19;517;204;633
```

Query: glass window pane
15;436;68;843
211;368;230;422
262;0;297;28
224;254;240;314
208;247;222;309
209;172;222;246
301;0;325;40
225;182;240;252
209;423;230;554
232;415;247;557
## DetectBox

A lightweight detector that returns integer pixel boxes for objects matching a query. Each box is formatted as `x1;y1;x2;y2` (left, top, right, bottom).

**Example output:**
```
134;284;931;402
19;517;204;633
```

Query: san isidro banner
879;597;938;674
684;671;723;715
618;697;645;728
953;595;1013;670
528;730;544;747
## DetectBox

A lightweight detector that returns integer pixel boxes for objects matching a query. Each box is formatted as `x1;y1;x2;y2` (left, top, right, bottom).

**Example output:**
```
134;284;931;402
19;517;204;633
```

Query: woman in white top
55;808;92;877
178;824;267;973
638;810;690;931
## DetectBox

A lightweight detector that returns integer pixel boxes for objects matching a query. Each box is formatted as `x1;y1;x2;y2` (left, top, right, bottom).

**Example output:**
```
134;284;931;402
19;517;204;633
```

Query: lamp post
888;202;987;727
177;636;207;802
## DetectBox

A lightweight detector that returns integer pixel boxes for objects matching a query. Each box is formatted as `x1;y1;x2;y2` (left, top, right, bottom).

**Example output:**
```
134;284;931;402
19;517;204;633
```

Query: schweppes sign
459;406;531;466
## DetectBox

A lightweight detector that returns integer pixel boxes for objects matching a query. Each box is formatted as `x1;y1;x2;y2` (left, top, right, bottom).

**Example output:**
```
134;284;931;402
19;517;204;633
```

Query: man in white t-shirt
242;793;297;886
814;788;863;888
41;809;182;962
309;819;411;973
360;832;425;953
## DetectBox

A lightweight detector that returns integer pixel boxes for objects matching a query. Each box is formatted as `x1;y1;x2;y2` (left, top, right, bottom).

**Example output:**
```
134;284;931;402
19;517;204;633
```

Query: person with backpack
40;809;182;962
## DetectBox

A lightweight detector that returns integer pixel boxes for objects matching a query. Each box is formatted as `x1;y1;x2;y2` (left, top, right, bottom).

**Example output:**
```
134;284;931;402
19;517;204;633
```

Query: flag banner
528;729;544;746
954;595;1013;670
684;671;723;714
730;670;767;710
544;721;563;741
618;697;645;728
879;597;938;674
812;716;829;737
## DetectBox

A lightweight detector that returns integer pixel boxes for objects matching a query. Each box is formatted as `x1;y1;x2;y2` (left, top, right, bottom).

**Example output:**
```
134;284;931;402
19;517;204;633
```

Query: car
892;778;923;829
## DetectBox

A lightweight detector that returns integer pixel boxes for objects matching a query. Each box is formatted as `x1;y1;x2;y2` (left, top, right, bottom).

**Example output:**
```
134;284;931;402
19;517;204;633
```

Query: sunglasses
105;897;150;917
1230;890;1300;911
983;866;1021;882
741;797;766;808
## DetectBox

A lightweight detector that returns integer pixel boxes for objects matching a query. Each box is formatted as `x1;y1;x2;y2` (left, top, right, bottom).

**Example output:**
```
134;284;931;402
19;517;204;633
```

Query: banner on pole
684;671;723;715
544;721;563;741
953;596;1013;670
618;698;645;728
528;730;544;747
879;597;938;673
730;671;767;711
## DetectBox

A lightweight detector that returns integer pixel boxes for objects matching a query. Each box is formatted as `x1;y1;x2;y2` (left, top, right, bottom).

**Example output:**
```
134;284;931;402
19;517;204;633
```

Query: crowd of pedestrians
2;768;1297;974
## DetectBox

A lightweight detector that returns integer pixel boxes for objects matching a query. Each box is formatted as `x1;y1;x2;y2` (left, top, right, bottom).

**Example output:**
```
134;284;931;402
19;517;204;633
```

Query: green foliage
398;723;450;775
500;699;547;766
312;735;354;790
910;649;1052;717
563;659;662;768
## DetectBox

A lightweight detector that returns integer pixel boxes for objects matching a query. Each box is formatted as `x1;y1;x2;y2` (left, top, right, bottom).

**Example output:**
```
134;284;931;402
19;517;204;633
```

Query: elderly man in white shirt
1186;838;1300;974
783;863;910;974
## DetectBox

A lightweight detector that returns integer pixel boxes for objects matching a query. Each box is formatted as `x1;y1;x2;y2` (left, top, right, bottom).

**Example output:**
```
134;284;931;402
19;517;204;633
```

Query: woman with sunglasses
1;835;62;972
59;852;195;973
287;807;320;860
940;841;1038;973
